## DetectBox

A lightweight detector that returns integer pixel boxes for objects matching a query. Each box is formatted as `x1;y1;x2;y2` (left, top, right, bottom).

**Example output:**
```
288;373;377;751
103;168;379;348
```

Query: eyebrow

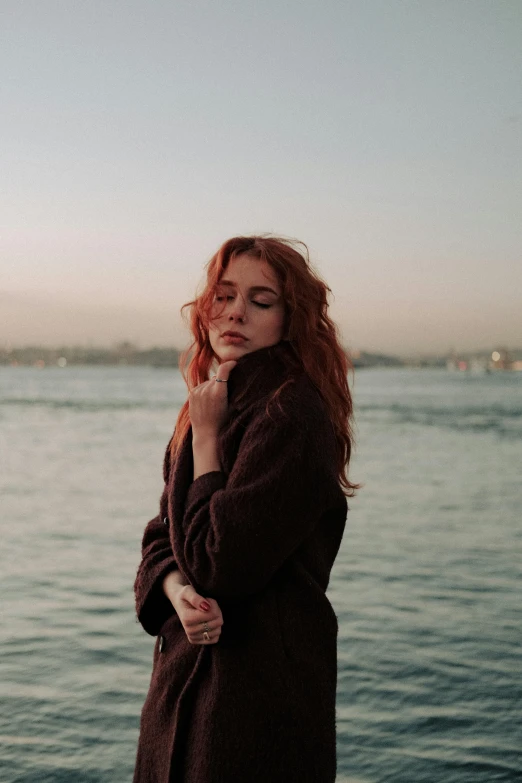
219;279;280;297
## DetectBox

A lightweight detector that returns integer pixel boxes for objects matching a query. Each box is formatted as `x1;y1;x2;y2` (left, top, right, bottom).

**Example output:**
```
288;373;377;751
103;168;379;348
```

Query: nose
228;293;246;322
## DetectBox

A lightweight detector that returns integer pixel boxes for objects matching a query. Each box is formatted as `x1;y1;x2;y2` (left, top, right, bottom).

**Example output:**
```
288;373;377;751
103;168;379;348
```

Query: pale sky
2;0;521;356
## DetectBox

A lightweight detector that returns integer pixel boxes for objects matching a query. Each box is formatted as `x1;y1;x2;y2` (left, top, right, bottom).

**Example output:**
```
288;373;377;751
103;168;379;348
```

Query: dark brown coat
133;341;348;782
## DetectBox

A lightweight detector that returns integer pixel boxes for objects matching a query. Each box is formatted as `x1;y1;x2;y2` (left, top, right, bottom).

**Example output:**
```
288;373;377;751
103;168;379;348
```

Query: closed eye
215;294;271;309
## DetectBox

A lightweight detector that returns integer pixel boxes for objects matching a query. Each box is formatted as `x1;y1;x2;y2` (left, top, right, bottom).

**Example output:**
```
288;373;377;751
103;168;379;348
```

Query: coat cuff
185;471;226;515
135;557;178;637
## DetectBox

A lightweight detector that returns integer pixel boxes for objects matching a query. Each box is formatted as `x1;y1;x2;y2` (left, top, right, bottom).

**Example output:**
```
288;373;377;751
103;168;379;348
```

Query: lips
222;331;248;340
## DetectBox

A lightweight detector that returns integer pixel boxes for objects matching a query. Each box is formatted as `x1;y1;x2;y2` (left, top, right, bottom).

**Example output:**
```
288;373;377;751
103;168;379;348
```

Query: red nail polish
200;601;211;611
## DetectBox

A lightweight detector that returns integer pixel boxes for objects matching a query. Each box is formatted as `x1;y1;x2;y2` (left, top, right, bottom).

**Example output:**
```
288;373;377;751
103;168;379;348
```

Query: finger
187;628;221;644
202;597;221;613
182;602;221;620
184;615;223;632
200;625;221;638
201;633;220;644
181;608;223;628
199;618;224;631
215;360;237;383
200;627;222;643
180;585;212;612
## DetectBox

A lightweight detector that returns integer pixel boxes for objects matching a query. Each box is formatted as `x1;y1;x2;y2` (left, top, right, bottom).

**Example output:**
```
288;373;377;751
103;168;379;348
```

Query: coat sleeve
134;443;178;636
134;510;178;636
168;385;343;600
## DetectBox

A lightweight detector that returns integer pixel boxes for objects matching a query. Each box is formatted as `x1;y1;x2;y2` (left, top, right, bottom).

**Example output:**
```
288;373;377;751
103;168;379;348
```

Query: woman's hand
163;572;223;645
188;360;237;440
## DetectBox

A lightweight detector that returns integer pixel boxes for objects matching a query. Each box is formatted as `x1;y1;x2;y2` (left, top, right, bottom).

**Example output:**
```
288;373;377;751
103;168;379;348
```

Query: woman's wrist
192;431;221;480
192;428;218;447
162;570;188;604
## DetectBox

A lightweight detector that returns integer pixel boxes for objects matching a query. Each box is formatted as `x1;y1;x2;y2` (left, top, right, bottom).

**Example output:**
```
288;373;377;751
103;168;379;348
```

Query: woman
133;236;358;783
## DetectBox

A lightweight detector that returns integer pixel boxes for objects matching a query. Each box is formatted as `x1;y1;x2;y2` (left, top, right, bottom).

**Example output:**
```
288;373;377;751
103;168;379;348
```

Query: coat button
159;635;165;652
163;516;169;526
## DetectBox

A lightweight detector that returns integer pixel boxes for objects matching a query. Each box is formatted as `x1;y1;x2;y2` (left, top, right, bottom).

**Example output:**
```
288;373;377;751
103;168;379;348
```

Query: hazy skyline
3;1;521;355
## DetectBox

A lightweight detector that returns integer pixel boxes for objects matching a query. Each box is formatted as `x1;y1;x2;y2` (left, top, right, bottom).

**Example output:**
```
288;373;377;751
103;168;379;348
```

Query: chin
216;345;253;363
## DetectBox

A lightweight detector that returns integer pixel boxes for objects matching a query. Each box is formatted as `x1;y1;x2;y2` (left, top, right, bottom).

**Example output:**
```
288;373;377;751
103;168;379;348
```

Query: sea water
1;366;521;782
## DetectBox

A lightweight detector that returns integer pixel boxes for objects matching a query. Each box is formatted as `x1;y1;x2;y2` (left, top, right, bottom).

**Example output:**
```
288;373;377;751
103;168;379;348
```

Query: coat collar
164;341;303;485
226;340;303;412
164;341;303;482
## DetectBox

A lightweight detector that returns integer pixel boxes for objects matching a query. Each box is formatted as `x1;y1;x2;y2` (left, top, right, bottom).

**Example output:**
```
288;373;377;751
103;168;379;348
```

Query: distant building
490;348;513;371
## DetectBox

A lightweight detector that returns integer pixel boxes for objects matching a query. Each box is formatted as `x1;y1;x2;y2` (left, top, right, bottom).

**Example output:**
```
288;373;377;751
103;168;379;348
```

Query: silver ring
215;378;228;383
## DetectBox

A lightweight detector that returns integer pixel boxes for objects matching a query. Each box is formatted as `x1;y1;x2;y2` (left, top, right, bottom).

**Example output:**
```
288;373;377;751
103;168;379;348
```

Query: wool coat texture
133;341;348;783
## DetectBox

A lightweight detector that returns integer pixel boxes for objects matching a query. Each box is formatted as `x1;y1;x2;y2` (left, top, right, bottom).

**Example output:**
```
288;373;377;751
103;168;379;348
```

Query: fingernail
200;601;211;611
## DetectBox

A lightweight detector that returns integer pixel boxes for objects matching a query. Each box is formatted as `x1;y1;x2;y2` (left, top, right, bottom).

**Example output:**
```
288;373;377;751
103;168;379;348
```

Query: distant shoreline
2;343;521;370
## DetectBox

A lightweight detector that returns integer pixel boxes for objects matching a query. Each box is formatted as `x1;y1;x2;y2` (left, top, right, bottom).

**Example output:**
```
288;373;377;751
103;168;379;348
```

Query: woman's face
209;253;286;363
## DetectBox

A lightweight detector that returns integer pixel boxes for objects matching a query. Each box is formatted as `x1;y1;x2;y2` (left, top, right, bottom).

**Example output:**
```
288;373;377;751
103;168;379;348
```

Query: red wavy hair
170;235;358;496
